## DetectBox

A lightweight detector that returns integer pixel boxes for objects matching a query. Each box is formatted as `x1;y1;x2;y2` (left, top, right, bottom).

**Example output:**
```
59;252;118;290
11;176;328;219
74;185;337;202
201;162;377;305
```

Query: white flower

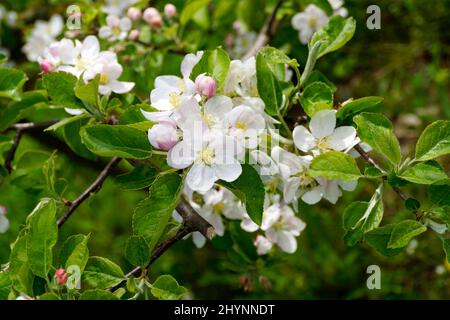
102;0;138;16
94;59;134;95
22;15;63;61
148;118;179;151
185;95;233;131
99;15;132;42
328;0;348;17
168;129;242;192
261;203;306;254
224;57;258;97
0;205;9;234
291;5;329;44
181;51;204;78
254;235;273;255
293;110;358;156
226;105;266;149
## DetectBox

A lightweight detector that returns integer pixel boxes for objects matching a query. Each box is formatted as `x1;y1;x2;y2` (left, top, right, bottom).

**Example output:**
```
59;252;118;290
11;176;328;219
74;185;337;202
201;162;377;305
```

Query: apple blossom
181;51;204;78
143;7;162;27
99;15;132;42
127;7;141;21
164;4;177;18
292;110;359;156
128;29;140;41
224;57;258;97
195;74;217;98
54;268;68;286
329;0;348;17
226;105;266;149
103;0;138;16
93;59;135;95
254;235;273;255
148;118;179;151
291;4;329;44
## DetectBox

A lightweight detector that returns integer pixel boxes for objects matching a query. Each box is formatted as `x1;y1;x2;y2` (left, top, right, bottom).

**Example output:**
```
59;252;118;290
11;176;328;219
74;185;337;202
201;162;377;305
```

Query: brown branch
57;157;122;228
243;0;284;59
4;121;56;173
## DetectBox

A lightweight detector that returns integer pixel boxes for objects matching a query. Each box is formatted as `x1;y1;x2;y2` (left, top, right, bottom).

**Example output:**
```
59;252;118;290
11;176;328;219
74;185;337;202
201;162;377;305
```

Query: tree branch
57;157;122;228
4;121;56;173
243;0;284;59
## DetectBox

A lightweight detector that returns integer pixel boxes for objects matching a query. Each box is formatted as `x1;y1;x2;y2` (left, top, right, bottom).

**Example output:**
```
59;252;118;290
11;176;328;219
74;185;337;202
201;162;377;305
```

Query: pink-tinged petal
0;215;10;233
141;110;172;122
167;141;195;169
329;126;357;151
241;218;259;232
204;95;233;118
120;17;132;31
293;125;315;152
99;26;112;39
309;110;336;139
186;163;216;192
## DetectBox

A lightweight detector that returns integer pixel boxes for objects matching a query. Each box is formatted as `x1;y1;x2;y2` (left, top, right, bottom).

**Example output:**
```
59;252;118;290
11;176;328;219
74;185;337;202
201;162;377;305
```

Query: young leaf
219;164;265;225
427;179;450;207
343;184;384;246
116;164;158;190
365;224;403;257
415;120;450;161
81;124;152;159
387;220;427;249
58;234;90;273
0;272;11;300
354;112;401;166
299;82;333;117
190;48;230;90
151;275;187;300
125;236;150;267
132;173;183;251
43;72;84;110
336;97;383;123
0;67;27;100
256;53;283;117
75;77;99;108
399;160;448;184
83;256;125;289
309;16;356;59
259;46;298;67
26;199;58;279
310;151;361;181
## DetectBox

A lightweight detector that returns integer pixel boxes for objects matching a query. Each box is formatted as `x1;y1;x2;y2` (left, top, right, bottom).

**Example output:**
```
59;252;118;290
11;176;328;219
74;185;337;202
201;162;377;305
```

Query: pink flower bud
39;59;54;73
106;14;121;28
148;15;162;28
148;119;178;151
127;7;141;21
0;205;7;216
129;29;140;41
195;74;217;98
164;4;177;18
143;7;160;23
54;268;68;286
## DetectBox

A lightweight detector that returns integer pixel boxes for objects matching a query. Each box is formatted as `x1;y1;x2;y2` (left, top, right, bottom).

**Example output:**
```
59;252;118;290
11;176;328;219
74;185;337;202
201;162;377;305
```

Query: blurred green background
0;0;449;299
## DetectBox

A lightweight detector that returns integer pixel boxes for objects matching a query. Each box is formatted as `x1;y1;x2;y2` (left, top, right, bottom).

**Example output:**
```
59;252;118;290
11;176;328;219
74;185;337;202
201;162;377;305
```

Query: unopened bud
39;59;54;73
164;4;177;18
195;74;217;98
148;119;178;151
127;7;141;21
54;268;68;286
129;29;140;41
143;7;161;26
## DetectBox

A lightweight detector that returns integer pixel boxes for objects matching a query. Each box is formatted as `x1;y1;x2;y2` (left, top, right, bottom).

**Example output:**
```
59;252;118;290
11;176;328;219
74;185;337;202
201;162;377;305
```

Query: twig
243;0;284;59
4;121;56;173
57;157;122;228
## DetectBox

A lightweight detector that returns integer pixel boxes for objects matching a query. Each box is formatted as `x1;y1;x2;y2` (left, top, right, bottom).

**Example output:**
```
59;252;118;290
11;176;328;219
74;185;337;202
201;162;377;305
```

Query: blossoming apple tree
0;0;449;300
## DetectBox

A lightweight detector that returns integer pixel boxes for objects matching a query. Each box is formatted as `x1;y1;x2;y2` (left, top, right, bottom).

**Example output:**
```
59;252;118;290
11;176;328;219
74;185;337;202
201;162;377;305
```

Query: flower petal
329;126;357;151
293;125;316;152
186;163;216;192
309;110;336;139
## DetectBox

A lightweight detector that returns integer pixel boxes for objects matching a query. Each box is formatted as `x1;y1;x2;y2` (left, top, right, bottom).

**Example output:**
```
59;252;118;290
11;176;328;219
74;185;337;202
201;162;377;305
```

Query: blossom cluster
144;51;361;255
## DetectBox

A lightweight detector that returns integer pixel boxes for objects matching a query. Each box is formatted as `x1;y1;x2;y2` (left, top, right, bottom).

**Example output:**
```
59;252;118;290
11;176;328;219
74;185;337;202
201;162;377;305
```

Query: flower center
75;56;90;71
99;73;109;85
308;16;318;28
203;113;215;127
111;26;121;36
200;147;215;165
296;169;315;187
213;202;225;214
169;92;181;108
235;121;247;130
316;136;331;151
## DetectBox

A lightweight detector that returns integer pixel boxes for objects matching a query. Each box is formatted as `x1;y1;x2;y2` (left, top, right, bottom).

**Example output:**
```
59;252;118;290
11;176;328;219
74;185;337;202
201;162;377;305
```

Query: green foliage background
0;0;449;299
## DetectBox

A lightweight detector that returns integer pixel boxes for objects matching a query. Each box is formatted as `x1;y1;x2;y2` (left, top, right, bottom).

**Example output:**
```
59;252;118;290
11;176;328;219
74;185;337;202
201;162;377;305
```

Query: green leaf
83;256;125;289
302;70;336;92
9;231;33;294
399;160;448;184
442;238;450;263
299;82;333;117
116;164;158;190
310;16;356;59
259;46;298;67
125;236;150;267
365;224;403;257
415;120;450;161
75;77;99;107
58;234;90;273
0;272;11;300
132;173;183;251
309;151;361;181
299;41;323;86
190;48;230;90
151;275;187;300
44;113;89;132
354;112;401;166
63;119;97;160
26;199;58;279
364;165;384;178
39;292;61;300
336;97;383;123
256;53;283;117
428;179;450;207
180;0;210;25
219;164;265;225
0;91;48;131
0;67;27;100
81;124;152;159
343;184;384;246
43;72;84;110
387;220;427;249
79;289;119;300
